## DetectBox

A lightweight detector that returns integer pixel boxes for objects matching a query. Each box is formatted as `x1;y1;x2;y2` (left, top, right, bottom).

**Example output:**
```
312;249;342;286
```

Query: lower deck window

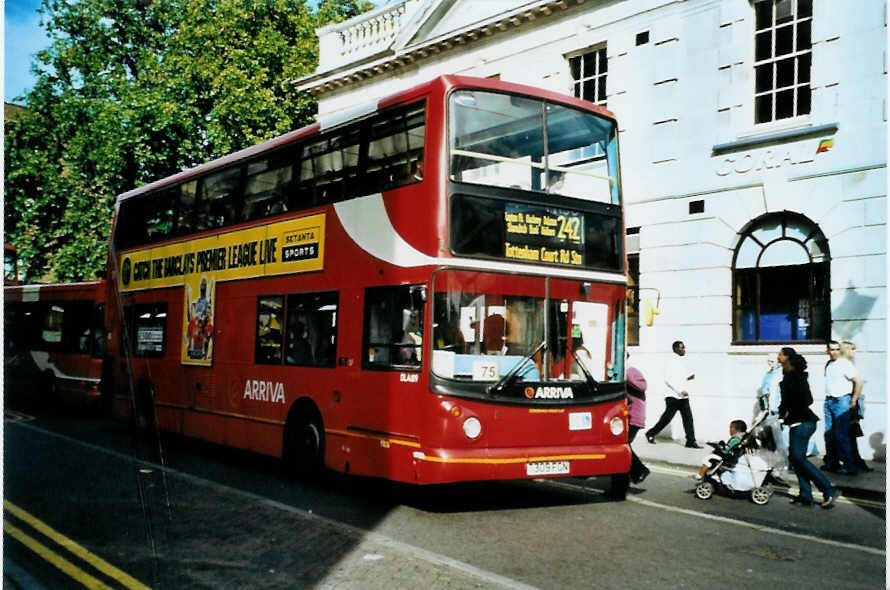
364;285;426;371
254;292;338;367
122;303;168;357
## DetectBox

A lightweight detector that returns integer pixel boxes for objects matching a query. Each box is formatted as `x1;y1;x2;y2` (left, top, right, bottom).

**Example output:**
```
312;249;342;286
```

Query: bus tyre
284;405;324;479
608;473;630;501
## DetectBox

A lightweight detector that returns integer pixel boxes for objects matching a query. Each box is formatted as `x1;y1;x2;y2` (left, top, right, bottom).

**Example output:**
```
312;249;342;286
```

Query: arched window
732;212;829;343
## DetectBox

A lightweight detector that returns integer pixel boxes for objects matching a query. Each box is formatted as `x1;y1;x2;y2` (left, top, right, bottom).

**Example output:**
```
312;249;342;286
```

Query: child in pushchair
693;411;778;505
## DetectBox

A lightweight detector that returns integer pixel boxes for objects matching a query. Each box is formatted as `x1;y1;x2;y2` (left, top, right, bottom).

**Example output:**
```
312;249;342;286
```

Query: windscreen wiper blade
570;347;601;393
487;340;547;396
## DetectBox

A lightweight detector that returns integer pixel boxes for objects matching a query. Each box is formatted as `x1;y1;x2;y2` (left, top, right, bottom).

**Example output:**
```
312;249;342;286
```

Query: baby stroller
694;411;779;505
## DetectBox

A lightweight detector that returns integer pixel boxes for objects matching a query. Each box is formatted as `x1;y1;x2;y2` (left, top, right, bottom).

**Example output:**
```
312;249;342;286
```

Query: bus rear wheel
283;405;324;479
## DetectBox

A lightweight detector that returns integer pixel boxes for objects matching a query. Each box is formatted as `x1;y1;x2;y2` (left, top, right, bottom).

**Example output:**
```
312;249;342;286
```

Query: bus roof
116;75;615;204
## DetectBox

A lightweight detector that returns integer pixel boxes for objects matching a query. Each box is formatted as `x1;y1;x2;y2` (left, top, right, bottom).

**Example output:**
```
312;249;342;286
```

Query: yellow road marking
3;520;114;590
4;500;151;590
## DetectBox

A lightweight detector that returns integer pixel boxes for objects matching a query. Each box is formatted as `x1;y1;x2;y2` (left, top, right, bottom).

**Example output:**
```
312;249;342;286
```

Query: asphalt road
4;410;886;589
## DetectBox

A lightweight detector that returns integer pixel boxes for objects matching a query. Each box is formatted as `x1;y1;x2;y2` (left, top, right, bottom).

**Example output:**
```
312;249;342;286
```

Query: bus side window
67;301;94;355
243;150;294;222
133;303;167;357
366;103;426;193
363;285;425;371
176;181;198;236
285;291;338;368
255;296;284;364
40;303;65;350
91;303;105;358
115;197;147;250
145;187;178;243
197;166;242;232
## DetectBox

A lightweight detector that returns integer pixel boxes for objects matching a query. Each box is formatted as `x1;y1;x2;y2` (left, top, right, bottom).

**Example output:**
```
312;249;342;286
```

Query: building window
732;212;829;343
569;46;607;106
754;0;813;124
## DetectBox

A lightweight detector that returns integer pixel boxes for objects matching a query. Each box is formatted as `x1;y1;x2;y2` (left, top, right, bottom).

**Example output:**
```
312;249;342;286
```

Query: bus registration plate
526;460;570;476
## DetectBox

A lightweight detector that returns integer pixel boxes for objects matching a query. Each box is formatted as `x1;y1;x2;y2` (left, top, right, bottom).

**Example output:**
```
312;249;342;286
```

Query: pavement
634;434;886;501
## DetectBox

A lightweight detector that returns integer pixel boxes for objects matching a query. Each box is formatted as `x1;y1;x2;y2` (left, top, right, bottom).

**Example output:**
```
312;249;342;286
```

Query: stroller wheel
695;481;714;500
751;486;771;505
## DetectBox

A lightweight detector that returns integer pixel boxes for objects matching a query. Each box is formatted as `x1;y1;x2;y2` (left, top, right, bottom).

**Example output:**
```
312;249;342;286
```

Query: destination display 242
503;203;585;266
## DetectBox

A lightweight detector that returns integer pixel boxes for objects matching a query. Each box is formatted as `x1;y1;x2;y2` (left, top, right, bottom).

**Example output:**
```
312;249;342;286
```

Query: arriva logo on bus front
525;386;574;399
243;379;286;403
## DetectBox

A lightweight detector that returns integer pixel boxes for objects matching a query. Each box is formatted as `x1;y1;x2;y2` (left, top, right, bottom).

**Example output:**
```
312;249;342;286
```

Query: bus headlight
609;416;625;436
462;417;482;439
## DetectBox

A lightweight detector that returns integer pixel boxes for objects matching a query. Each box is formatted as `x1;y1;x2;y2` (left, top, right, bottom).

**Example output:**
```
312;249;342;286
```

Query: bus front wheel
283;404;325;479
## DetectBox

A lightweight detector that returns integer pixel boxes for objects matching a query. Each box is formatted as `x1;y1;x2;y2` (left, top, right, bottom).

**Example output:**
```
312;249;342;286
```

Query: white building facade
298;0;887;455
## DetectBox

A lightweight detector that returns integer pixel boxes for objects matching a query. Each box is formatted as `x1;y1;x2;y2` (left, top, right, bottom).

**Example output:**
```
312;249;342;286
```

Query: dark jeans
789;420;835;502
647;397;696;444
628;425;647;480
823;396;856;471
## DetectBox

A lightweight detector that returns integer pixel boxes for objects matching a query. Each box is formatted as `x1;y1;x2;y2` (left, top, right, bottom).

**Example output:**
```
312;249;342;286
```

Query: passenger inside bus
482;314;506;355
433;303;465;352
286;320;314;365
400;309;423;363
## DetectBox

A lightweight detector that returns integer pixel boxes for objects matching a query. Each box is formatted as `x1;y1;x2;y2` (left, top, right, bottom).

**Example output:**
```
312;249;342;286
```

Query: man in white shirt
645;341;701;448
822;340;863;475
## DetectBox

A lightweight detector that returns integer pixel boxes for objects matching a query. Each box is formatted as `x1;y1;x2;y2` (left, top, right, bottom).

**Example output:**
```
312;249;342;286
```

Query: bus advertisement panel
118;215;325;365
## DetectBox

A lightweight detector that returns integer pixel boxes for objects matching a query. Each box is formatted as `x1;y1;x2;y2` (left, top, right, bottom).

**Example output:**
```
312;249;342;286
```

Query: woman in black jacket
778;347;839;509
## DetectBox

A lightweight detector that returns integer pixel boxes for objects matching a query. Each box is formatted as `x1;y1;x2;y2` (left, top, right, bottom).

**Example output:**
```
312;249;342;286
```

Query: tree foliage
5;0;372;282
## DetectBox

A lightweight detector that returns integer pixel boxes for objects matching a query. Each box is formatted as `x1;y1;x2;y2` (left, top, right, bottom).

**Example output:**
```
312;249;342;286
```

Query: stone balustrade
317;1;421;71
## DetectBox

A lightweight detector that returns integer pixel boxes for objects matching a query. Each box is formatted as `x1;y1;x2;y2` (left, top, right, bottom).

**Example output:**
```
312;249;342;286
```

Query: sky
3;0;384;104
5;0;47;103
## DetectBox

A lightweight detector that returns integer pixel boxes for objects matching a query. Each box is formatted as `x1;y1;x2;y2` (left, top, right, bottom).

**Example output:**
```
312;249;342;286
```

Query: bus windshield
431;270;623;385
449;90;620;205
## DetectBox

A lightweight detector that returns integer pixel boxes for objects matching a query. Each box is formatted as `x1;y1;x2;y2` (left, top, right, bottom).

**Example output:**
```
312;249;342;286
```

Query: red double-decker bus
106;76;630;493
4;280;106;408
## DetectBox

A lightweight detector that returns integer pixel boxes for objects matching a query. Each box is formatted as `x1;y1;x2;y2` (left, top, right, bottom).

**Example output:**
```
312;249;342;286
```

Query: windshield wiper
487;340;547;396
570;347;601;393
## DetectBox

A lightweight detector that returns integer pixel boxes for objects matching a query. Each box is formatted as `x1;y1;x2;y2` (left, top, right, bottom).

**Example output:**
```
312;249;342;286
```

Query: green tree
5;0;371;282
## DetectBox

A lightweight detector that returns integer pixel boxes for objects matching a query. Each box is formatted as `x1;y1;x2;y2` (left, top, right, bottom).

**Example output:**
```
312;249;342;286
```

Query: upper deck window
113;101;426;252
449;90;620;206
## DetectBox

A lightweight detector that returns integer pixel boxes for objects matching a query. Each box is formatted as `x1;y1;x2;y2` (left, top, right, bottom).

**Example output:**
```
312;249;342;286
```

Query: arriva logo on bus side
243;379;286;403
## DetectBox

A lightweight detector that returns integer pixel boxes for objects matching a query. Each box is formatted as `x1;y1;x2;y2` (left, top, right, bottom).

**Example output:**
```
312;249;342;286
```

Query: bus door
349;284;426;456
